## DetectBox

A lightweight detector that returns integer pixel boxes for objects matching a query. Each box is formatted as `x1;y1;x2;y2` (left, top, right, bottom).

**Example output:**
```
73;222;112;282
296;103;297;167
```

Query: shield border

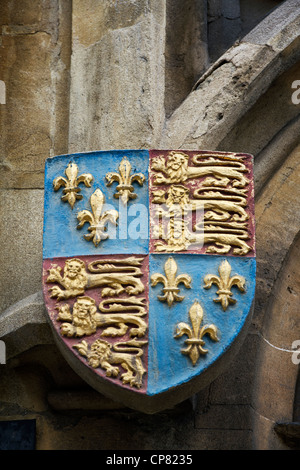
42;149;256;413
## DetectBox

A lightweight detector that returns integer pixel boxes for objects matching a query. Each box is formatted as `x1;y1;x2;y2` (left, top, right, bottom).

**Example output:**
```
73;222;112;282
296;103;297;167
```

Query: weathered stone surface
251;221;300;449
0;0;43;25
260;230;300;350
239;0;284;37
243;0;300;48
208;0;241;62
0;190;44;313
253;115;300;197
161;1;300;150
165;0;208;116
0;32;52;188
161;42;275;149
209;333;259;405
194;430;253;450
253;338;295;421
0;292;52;358
218;60;300;168
196;404;252;430
0;365;49;414
0;0;71;190
47;390;124;411
253;413;289;450
68;0;166;152
254;144;300;327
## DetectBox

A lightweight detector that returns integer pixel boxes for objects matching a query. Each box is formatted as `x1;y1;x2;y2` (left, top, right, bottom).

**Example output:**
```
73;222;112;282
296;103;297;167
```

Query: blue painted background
147;254;256;395
43;150;149;258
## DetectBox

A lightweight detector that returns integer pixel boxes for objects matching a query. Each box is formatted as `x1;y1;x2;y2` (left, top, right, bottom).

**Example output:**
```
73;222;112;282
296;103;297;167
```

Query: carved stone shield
42;149;256;413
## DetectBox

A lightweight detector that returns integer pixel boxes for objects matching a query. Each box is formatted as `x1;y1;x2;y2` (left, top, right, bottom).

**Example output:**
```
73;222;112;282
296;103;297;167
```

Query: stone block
0;189;44;313
0;33;52;189
253;336;295;422
208;333;259;405
195;404;253;430
243;0;300;48
0;0;71;189
0;0;42;25
261;228;300;349
253;144;300;324
68;0;166;152
191;428;253;450
219;60;300;163
254;413;291;450
222;0;240;19
165;0;208;116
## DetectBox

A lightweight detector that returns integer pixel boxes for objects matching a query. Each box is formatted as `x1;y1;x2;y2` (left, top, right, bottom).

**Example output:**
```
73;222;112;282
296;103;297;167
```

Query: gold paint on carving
193;188;249;222
46;257;145;300
201;223;251;255
98;297;147;337
53;162;93;209
152;151;249;188
57;296;147;338
152;185;252;254
74;338;147;388
58;296;99;337
154;222;251;255
106;156;145;204
150;257;192;306
151;151;253;255
203;259;246;311
47;258;88;300
48;256;148;390
77;188;119;246
174;301;219;366
152;185;193;253
154;216;191;253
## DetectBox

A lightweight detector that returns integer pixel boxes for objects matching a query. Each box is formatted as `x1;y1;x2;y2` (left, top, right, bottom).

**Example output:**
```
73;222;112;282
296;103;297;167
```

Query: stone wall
0;0;299;450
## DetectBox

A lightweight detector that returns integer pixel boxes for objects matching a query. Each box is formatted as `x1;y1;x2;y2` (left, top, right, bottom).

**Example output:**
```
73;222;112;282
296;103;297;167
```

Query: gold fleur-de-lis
77;189;119;247
203;260;245;311
106;156;145;204
150;257;192;307
53;162;93;209
174;301;219;366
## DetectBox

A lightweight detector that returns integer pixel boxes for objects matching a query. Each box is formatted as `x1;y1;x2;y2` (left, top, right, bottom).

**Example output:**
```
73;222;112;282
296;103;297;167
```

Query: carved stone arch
252;227;300;449
161;1;300;151
251;129;300;446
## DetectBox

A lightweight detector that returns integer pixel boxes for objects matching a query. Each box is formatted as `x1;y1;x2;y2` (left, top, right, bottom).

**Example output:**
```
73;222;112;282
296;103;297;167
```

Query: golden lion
152;151;249;188
47;257;145;300
57;296;147;338
153;185;249;222
74;338;147;389
57;296;100;337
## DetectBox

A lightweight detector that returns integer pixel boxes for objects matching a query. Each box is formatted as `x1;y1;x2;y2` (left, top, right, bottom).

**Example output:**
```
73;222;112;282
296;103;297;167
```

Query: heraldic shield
42;149;256;413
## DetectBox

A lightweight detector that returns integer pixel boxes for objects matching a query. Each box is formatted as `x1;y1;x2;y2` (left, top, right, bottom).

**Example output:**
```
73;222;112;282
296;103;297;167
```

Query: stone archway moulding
160;0;300;151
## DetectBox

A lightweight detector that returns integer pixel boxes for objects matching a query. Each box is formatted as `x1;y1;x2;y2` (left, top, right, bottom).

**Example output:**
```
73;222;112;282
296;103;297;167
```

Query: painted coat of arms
42;149;256;413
